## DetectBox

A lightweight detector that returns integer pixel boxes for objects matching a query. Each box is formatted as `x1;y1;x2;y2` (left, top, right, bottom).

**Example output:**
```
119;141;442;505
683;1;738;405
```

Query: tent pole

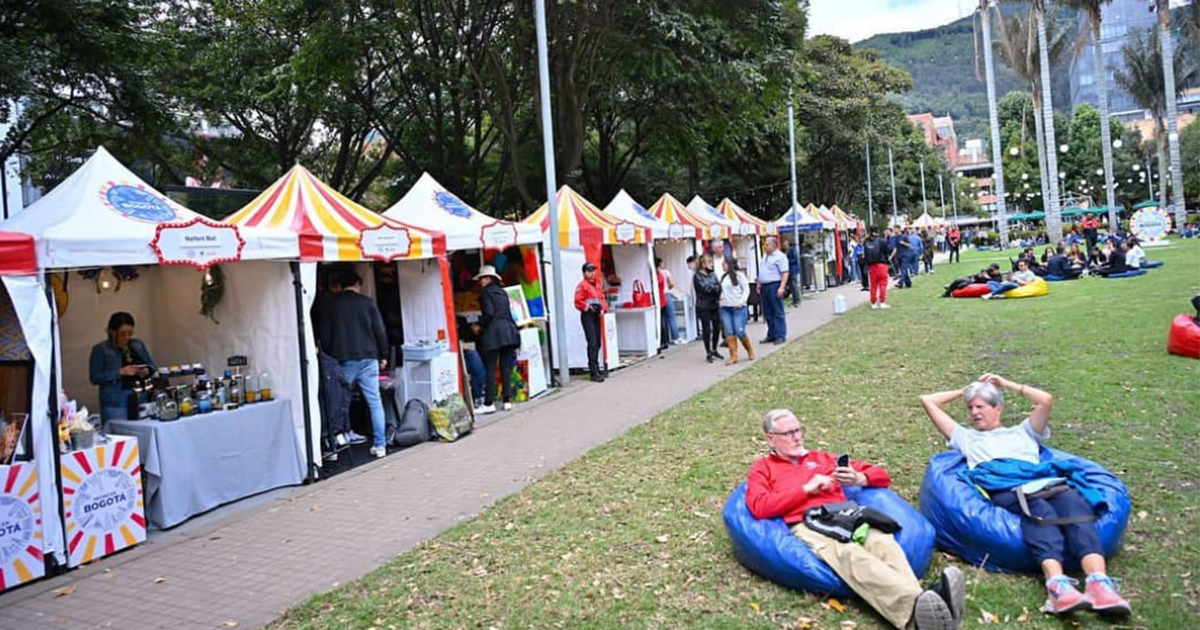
290;262;317;484
45;273;66;575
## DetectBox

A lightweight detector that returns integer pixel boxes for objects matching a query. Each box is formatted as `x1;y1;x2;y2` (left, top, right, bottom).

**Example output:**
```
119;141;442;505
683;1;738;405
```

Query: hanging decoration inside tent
78;266;140;294
200;265;226;324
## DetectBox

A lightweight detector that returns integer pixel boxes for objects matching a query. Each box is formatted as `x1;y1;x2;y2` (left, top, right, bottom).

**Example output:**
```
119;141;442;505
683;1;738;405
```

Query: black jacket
863;237;890;265
693;270;721;311
316;290;388;361
1047;254;1075;278
478;282;520;353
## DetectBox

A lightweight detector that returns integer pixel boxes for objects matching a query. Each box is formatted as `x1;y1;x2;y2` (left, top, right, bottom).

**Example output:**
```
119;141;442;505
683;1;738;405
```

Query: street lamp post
865;139;874;227
937;173;945;219
888;147;898;226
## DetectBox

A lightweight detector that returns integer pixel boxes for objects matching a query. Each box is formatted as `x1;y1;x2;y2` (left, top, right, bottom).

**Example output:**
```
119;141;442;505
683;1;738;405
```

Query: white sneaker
673;339;687;345
476;404;496;415
879;302;891;309
369;446;386;458
870;303;879;310
502;402;513;411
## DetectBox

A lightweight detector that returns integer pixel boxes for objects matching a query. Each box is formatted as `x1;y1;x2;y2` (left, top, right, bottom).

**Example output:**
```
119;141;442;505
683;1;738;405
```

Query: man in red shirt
573;262;607;382
745;409;964;630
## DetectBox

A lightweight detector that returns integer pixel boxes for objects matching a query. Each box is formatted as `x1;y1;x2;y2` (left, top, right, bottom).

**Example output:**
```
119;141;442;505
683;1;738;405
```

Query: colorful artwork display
61;436;145;567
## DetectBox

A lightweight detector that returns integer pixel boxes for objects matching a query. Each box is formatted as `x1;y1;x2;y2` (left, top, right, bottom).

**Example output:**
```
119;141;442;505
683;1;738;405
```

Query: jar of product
259;370;273;401
244;372;258;404
196;390;213;414
178;385;194;416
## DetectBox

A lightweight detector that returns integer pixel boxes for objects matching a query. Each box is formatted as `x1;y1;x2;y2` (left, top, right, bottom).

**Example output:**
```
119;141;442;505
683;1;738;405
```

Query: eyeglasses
768;429;802;440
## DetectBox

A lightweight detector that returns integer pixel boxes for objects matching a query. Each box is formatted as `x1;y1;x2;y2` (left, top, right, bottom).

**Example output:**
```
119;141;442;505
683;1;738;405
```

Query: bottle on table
259;370;273;401
244;372;258;404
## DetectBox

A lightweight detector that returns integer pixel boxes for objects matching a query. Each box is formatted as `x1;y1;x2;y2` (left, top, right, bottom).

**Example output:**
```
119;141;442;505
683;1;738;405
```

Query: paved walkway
0;288;870;630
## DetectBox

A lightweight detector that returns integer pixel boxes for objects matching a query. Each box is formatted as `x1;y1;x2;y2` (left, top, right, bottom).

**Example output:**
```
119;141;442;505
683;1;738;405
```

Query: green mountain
856;8;1077;144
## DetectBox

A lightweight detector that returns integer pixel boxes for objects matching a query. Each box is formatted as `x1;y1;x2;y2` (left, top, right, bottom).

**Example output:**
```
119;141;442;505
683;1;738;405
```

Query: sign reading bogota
0;462;44;592
614;222;638;244
62;437;145;568
359;224;412;261
480;221;518;251
151;218;245;270
1130;207;1171;243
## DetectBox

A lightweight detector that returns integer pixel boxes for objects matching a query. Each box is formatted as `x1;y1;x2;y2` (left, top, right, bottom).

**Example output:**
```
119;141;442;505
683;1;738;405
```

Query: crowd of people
745;374;1129;630
852;226;951;309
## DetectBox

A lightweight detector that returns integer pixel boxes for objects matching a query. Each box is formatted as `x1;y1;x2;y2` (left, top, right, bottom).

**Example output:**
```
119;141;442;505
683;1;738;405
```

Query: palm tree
1059;0;1117;230
977;0;1009;246
1112;28;1197;213
1155;0;1186;228
1032;0;1063;243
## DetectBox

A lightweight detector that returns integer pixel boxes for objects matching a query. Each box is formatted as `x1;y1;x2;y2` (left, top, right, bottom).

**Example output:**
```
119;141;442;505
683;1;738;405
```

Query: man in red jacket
573;262;607;382
745;409;964;630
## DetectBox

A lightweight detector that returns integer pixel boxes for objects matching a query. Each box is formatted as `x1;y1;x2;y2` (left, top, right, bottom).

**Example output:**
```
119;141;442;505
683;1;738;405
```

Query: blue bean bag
919;448;1131;574
723;484;936;597
1142;261;1163;269
1104;269;1147;279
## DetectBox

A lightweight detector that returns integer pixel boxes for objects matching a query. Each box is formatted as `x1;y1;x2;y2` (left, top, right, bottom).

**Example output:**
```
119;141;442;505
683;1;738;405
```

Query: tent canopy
688;196;742;235
523;185;648;247
0;147;243;269
603;190;698;240
910;212;946;228
648;193;727;240
383;172;541;251
224;164;445;261
716;198;774;236
774;206;824;232
806;204;837;229
0;230;37;275
829;205;859;230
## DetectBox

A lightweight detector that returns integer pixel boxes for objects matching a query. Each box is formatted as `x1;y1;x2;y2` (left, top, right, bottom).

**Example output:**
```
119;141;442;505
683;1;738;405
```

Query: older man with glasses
745;409;965;630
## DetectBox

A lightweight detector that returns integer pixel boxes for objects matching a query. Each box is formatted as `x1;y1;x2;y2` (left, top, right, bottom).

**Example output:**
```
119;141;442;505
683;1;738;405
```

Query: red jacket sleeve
851;459;891;488
574;281;587;312
745;459;808;520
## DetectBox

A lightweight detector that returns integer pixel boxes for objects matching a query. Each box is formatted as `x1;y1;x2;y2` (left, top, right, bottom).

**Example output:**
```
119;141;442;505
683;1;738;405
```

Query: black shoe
773;338;786;345
759;337;774;344
930;566;966;625
590;373;605;382
705;354;714;363
711;350;724;359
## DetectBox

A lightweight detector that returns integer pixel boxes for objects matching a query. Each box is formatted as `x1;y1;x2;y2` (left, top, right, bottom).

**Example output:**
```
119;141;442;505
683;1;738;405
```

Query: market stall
223;165;459;456
0;230;57;590
715;197;773;282
602;190;701;344
775;205;825;291
2;147;307;536
687;195;744;263
383;172;548;400
522;186;650;369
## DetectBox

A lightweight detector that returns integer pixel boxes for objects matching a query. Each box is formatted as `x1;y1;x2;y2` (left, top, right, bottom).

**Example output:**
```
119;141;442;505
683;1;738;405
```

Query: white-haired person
745;409;964;630
919;374;1130;616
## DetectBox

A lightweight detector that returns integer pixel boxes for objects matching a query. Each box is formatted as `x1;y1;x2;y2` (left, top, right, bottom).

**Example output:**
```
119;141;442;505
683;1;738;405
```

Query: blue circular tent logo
435;191;473;218
104;185;177;223
632;202;657;222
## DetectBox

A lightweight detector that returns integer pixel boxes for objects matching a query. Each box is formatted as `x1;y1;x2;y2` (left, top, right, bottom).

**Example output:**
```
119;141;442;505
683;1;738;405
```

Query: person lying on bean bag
981;260;1037;299
919;375;1131;617
942;264;1001;297
744;409;965;630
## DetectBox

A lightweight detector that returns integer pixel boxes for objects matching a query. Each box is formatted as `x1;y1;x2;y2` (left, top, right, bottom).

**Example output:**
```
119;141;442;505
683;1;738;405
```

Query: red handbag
631;279;653;307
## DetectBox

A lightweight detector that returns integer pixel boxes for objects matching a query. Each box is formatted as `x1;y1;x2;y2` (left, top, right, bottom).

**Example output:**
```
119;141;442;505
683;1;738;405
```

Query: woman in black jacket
475;266;521;413
692;254;724;363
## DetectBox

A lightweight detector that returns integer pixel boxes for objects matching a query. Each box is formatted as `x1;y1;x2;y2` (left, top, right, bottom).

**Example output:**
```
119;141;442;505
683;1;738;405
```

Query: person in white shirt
718;258;753;365
982;260;1036;299
1123;239;1145;269
920;374;1130;617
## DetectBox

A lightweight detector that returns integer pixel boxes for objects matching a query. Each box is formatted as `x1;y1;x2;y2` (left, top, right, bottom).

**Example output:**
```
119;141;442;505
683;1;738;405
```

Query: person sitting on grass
919;375;1130;617
745;409;966;630
1124;238;1146;270
1095;243;1128;277
982;260;1036;299
1046;245;1081;280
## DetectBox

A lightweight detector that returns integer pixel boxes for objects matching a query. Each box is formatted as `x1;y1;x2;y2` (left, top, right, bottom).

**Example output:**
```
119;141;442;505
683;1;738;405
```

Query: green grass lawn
276;240;1200;630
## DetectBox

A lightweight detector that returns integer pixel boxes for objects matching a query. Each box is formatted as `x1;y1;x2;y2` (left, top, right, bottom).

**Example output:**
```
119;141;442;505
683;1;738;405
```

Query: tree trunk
1158;0;1187;227
1091;13;1119;230
1032;93;1050;206
981;2;1009;246
1035;5;1062;244
1157;141;1169;208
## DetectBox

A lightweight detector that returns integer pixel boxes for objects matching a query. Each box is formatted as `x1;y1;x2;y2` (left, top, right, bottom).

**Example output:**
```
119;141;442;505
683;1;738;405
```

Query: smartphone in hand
836;453;850;468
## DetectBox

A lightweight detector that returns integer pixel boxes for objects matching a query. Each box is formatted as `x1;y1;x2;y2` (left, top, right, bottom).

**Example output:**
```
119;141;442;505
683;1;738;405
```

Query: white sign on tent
151;218;245;270
359;224;412;261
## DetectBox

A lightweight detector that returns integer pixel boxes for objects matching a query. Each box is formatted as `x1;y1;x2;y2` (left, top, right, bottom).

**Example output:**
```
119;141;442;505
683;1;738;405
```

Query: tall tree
977;0;1009;244
1154;0;1186;227
1033;0;1064;243
1059;0;1117;229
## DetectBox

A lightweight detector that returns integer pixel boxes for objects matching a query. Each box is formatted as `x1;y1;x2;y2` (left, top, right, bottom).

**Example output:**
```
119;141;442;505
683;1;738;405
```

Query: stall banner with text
151;218;245;270
359;224;413;261
62;437;145;567
1130;207;1172;243
0;462;44;592
480;221;518;251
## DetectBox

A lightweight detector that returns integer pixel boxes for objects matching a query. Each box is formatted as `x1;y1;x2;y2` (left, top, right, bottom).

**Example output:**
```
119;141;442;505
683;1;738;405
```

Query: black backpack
390;398;431;447
863;239;886;265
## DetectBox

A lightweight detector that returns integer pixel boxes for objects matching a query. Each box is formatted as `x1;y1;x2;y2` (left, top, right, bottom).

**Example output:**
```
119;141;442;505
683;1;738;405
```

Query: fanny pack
803;500;901;543
1013;484;1096;526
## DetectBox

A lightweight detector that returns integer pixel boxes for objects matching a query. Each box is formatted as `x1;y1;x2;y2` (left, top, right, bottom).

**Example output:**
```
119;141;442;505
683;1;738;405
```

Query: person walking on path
656;258;681;349
315;269;390;458
783;237;802;307
474;265;521;414
719;258;754;365
855;238;869;292
758;236;790;345
922;229;935;274
863;227;893;310
574;262;607;382
947;226;961;264
745;409;966;630
693;254;724;363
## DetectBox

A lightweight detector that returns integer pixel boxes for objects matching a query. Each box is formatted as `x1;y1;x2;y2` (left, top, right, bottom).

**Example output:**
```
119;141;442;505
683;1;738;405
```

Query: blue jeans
991;488;1102;566
463;349;485;402
987;280;1018;295
719;305;748;338
663;297;679;342
899;256;915;287
339;358;386;448
759;281;785;341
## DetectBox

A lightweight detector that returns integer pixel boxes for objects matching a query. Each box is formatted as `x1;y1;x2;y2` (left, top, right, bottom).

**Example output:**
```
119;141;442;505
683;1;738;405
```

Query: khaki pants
791;523;921;629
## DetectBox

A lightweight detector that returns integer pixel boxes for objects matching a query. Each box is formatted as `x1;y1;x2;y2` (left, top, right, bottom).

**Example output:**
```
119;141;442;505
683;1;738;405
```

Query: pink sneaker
1043;576;1091;615
1084;575;1131;615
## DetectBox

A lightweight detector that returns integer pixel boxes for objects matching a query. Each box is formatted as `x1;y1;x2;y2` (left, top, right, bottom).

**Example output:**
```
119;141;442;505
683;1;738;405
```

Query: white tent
0;149;315;555
383;173;542;250
910;212;943;229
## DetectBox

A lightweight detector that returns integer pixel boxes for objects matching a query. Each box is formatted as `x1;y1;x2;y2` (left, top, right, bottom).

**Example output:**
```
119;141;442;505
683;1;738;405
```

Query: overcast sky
807;0;978;43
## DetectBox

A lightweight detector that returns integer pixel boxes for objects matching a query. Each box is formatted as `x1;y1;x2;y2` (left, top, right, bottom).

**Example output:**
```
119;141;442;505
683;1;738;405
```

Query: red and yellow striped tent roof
829;205;859;231
224;164;445;261
647;193;728;240
716;198;775;236
523;185;648;248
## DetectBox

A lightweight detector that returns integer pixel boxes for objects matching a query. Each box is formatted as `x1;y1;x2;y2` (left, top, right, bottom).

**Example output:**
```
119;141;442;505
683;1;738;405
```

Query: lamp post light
1009;147;1020;156
1112;139;1123;149
1059;144;1069;153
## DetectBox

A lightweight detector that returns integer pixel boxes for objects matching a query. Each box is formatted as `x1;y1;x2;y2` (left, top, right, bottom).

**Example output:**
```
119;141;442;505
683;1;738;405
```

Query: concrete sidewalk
0;288;869;630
